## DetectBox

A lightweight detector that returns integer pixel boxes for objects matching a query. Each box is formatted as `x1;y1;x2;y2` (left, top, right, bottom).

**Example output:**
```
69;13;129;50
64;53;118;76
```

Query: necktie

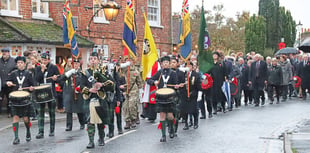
256;62;260;77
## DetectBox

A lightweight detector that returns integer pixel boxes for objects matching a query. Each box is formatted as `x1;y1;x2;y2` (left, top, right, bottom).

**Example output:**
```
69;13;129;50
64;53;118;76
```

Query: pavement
285;119;310;153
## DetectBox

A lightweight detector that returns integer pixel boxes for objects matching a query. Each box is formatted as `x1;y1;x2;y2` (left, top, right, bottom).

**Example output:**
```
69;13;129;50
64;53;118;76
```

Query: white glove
65;69;76;78
202;75;206;80
120;61;131;68
179;67;189;72
197;91;203;101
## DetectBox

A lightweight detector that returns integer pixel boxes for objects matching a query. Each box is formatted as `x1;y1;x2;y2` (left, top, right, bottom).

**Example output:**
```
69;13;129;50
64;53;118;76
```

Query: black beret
212;51;220;57
170;56;179;62
90;52;98;57
73;58;81;63
15;56;26;63
185;61;193;66
41;52;50;59
161;56;170;62
1;47;10;52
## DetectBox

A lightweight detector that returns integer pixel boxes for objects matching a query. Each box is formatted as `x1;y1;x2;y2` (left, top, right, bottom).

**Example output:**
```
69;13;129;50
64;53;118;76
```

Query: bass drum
155;88;177;104
33;84;55;103
9;90;31;107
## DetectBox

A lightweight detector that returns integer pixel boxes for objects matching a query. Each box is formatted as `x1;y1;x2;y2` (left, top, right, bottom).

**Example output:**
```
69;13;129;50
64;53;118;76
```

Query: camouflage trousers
37;101;56;134
122;95;138;122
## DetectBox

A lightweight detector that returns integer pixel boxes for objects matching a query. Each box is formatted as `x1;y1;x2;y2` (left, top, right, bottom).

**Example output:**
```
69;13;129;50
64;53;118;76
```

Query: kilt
11;103;35;117
156;103;176;113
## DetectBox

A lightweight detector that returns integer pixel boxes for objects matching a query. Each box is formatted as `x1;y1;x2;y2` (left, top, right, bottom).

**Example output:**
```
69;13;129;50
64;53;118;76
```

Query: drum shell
33;85;55;103
9;91;31;107
155;88;177;104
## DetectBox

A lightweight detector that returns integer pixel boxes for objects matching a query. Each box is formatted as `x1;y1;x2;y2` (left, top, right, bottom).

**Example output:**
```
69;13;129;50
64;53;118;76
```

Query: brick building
49;0;173;63
0;0;93;64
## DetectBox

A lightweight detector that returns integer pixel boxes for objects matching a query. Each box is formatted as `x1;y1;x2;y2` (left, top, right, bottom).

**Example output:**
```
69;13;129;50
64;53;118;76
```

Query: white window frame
93;0;109;24
147;0;161;27
32;0;51;20
0;0;21;18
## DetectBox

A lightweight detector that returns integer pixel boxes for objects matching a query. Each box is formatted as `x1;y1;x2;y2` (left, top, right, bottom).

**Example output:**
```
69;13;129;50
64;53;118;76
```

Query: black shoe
160;136;166;142
249;101;252;104
188;122;193;127
269;102;273;104
140;114;145;119
13;138;20;145
254;104;259;107
281;99;287;102
183;125;189;130
86;142;95;149
213;112;217;115
200;116;206;119
208;114;213;118
118;129;123;135
65;127;72;131
49;131;54;137
169;132;174;139
26;133;31;142
80;125;85;130
36;133;44;139
108;132;114;138
193;125;199;129
98;139;105;146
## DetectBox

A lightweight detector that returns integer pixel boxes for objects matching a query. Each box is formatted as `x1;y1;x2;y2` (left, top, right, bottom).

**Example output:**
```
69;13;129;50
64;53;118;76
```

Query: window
32;0;49;19
0;0;19;17
147;0;161;26
93;0;109;24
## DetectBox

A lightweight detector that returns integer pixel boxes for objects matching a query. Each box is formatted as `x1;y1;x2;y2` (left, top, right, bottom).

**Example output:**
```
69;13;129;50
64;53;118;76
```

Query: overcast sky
172;0;309;29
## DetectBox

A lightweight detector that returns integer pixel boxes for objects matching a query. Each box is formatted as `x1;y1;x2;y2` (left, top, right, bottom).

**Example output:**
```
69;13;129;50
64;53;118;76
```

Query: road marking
105;130;137;143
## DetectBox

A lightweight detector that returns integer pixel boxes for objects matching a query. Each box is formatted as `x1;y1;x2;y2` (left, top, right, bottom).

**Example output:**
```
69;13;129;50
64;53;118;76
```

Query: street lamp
85;0;121;34
297;21;303;46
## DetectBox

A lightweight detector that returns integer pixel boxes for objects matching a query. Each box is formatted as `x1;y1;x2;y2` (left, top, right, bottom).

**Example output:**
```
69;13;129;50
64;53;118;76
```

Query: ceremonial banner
141;13;159;80
63;0;79;58
123;0;137;58
178;0;192;60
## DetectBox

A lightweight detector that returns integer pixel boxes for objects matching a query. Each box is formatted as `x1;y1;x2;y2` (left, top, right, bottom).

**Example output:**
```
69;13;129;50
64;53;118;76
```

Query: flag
142;61;160;104
141;13;159;80
123;0;137;58
63;0;79;58
178;0;192;61
197;5;213;73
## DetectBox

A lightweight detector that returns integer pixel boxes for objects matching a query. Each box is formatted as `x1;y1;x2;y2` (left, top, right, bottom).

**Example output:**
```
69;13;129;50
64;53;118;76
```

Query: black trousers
243;89;253;104
0;87;10;114
66;112;85;128
201;90;212;115
281;85;288;100
267;84;281;102
183;112;198;125
56;92;63;109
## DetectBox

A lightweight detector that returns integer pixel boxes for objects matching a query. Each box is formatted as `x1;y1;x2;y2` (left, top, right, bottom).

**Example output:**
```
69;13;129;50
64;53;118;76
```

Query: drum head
9;91;30;98
156;88;175;95
35;84;51;90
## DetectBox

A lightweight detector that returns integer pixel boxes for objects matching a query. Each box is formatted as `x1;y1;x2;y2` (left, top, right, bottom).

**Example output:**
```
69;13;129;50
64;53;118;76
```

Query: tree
245;14;266;54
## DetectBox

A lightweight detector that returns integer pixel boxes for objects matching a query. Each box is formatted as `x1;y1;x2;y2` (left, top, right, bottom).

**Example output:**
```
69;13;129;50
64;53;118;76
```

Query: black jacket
267;65;282;85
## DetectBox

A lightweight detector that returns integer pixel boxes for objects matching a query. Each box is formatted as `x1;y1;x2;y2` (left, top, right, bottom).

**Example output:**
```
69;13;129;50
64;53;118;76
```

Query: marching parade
0;0;310;153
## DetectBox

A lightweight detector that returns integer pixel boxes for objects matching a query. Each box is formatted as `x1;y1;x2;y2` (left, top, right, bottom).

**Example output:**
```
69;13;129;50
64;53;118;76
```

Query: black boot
183;123;189;130
168;120;174;139
66;113;73;131
36;132;44;139
160;136;166;142
86;142;95;149
12;137;20;145
24;121;31;142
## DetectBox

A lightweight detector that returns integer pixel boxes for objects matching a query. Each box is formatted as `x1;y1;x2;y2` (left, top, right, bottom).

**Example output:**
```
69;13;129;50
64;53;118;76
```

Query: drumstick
45;75;60;80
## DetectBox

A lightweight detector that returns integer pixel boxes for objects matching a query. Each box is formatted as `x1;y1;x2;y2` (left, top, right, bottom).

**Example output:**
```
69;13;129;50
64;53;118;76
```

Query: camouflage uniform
123;65;143;129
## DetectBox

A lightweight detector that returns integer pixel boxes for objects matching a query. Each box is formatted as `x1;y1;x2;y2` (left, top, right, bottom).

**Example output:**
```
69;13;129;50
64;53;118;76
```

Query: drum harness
160;69;172;88
16;71;26;91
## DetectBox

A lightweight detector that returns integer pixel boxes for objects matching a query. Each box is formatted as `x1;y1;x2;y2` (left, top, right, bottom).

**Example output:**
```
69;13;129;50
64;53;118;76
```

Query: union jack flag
182;0;189;16
127;0;133;9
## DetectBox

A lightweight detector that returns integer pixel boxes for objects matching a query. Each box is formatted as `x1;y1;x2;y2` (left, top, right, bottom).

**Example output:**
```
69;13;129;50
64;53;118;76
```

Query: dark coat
267;65;282;86
61;69;85;113
147;68;178;88
179;70;201;114
250;60;268;90
298;61;310;89
35;63;60;97
6;69;34;91
238;64;250;90
208;61;227;102
0;57;16;88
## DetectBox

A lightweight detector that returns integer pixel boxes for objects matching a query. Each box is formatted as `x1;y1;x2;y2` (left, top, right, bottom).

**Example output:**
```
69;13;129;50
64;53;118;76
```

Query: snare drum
155;88;176;104
33;84;55;103
9;91;31;107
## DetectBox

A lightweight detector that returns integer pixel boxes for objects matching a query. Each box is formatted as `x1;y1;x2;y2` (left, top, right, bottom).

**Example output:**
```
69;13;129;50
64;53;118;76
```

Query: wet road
1;99;310;153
